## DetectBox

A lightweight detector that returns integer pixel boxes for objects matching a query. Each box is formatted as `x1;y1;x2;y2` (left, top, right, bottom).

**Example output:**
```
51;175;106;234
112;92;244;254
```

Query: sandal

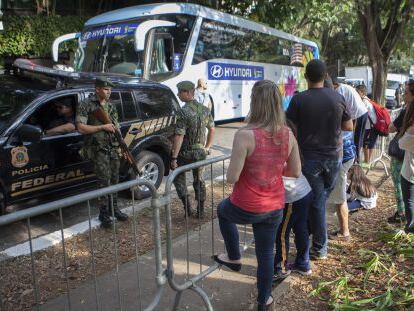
328;232;351;242
212;255;242;272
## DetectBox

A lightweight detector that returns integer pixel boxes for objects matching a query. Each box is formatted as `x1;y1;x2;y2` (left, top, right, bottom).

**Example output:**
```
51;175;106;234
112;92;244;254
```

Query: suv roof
1;71;173;96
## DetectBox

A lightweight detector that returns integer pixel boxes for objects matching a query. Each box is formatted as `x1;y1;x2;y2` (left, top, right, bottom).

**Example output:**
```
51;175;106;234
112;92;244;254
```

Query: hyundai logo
82;32;92;40
210;65;224;78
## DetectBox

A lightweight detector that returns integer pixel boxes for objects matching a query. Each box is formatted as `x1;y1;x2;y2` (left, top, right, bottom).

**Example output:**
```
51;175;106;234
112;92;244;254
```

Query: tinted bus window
193;19;252;64
193;18;311;67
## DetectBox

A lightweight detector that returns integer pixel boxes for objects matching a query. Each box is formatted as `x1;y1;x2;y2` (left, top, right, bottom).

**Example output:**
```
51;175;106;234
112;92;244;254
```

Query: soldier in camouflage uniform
170;81;215;218
76;77;128;228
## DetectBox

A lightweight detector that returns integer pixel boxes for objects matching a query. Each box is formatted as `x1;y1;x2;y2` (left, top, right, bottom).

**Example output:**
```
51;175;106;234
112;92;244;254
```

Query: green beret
95;77;115;88
177;81;195;91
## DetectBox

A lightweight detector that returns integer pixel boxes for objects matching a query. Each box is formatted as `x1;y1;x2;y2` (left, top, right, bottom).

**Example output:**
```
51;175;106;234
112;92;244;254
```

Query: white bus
53;3;319;121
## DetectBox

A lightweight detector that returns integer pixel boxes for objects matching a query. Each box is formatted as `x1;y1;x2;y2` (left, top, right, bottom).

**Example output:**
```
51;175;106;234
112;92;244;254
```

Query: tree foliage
0;16;86;58
356;0;414;103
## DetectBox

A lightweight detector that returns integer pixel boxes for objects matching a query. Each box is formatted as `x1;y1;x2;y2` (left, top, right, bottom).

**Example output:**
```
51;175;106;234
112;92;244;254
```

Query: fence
366;107;402;177
0;154;254;311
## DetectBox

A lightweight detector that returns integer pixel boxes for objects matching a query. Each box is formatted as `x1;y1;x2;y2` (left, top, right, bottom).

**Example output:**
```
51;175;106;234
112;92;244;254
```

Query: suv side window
121;92;139;122
110;91;140;122
134;88;175;119
109;92;123;120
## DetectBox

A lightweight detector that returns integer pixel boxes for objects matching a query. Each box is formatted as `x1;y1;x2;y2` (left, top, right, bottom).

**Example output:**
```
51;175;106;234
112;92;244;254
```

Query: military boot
110;197;128;221
180;195;193;218
98;205;113;228
196;200;205;218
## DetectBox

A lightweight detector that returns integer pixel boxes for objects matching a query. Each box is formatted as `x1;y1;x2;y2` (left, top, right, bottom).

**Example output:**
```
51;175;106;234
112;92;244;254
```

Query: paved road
0;123;243;251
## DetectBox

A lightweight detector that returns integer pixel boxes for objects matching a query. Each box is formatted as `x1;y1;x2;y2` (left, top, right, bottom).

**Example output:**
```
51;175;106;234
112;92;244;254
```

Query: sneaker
287;263;312;276
388;212;406;224
328;232;351;242
404;227;414;234
272;269;291;282
310;253;327;261
360;162;371;169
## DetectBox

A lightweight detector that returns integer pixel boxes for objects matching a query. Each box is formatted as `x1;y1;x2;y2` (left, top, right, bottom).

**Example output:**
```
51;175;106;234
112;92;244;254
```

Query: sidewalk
41;220;261;311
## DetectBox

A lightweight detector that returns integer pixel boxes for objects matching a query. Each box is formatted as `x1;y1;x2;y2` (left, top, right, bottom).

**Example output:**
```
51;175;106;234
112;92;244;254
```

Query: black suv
0;74;178;214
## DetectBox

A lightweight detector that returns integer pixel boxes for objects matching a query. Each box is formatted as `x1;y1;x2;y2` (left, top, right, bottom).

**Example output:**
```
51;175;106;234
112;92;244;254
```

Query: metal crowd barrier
162;154;252;311
0;155;251;311
366;107;403;176
0;179;164;311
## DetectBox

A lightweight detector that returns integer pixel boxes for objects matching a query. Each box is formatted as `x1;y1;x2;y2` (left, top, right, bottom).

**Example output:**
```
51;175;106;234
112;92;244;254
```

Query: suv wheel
130;151;165;199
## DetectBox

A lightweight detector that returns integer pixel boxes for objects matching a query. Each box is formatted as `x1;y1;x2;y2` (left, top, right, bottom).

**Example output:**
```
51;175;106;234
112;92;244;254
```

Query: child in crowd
355;84;379;165
273;121;313;281
347;165;377;211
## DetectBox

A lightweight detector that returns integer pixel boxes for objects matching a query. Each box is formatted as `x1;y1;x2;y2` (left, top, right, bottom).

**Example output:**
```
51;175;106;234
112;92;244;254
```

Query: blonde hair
246;80;286;133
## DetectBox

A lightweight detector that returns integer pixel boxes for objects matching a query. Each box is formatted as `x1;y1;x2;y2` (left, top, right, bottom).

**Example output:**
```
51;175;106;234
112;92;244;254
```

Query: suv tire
130;151;165;199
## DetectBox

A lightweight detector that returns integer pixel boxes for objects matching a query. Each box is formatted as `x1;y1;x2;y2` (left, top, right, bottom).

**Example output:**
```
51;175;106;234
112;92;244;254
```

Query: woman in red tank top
213;80;301;310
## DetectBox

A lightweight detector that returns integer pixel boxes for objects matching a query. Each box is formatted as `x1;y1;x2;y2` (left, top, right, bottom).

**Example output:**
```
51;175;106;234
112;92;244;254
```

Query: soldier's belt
183;144;204;150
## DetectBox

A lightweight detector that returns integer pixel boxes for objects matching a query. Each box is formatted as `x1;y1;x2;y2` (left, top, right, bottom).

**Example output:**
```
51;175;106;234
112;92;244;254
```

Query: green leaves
0;15;87;58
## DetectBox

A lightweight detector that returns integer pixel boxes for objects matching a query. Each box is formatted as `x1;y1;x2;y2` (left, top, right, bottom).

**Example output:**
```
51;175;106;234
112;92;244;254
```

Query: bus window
193;19;251;65
75;15;195;77
149;35;173;76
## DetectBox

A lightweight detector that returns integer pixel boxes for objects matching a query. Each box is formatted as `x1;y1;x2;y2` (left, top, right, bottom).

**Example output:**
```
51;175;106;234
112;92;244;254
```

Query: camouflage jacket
175;99;214;156
76;95;119;157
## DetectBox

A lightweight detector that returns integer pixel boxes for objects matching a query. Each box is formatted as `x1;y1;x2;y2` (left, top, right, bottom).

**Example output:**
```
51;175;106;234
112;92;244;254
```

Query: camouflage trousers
173;153;206;202
91;147;120;211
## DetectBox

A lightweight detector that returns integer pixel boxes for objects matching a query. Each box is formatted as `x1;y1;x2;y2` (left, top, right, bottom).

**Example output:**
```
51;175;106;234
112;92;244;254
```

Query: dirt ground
272;175;414;310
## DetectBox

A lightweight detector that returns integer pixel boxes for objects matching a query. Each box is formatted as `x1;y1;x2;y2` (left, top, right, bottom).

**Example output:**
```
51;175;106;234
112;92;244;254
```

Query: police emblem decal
11;146;29;168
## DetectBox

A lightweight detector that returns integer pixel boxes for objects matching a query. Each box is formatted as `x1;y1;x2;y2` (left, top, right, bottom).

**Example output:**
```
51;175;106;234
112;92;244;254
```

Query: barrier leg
191;286;214;311
172;291;183;311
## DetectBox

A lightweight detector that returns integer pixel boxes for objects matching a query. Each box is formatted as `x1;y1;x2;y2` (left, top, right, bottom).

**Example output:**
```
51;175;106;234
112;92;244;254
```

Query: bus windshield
74;14;196;78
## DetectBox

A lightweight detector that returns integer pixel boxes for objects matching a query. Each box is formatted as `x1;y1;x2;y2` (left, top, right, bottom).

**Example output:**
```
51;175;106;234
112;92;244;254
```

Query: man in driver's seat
45;98;76;135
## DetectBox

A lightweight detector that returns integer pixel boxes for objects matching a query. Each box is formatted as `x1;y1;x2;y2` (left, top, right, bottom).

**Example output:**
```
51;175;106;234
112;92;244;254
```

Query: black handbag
388;135;405;160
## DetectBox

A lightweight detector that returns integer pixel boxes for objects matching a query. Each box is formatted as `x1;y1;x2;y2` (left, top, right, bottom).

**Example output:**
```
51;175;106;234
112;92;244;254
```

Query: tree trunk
356;0;413;105
371;57;387;103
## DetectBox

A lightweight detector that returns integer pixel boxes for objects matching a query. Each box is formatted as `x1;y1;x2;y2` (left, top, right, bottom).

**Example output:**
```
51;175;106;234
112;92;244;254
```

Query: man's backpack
368;99;391;136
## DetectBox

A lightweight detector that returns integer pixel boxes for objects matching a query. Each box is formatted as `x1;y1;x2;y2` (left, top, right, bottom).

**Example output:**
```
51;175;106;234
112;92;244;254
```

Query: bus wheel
129;151;165;200
0;190;6;216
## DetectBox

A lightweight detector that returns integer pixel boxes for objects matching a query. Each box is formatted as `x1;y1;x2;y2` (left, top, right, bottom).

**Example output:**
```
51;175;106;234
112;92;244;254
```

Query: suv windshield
0;91;35;134
74;14;195;77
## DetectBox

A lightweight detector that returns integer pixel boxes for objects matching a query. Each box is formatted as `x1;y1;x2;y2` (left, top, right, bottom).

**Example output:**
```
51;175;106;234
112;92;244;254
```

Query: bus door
208;80;242;120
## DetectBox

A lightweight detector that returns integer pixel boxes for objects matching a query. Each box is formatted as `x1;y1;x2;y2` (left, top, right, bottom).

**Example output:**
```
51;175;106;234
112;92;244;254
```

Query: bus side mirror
16;124;42;143
134;20;176;51
52;33;80;62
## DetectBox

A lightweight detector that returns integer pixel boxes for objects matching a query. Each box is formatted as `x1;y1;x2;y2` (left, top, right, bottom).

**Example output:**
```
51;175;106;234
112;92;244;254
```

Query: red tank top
230;127;290;213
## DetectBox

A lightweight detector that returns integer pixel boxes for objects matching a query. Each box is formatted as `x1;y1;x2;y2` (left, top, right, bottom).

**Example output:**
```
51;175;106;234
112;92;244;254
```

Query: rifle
92;107;140;176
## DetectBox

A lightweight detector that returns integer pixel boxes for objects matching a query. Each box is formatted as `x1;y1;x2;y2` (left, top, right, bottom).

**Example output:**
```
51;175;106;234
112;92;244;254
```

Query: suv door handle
67;142;83;149
128;128;142;135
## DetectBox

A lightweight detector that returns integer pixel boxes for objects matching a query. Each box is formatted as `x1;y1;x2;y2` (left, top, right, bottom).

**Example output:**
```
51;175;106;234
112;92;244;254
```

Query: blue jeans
401;176;414;231
274;191;313;272
217;198;283;304
347;199;362;211
355;112;368;161
302;159;341;257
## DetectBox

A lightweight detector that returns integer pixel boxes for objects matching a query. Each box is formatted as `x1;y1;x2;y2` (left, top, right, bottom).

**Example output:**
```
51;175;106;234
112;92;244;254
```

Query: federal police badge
11;146;29;168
